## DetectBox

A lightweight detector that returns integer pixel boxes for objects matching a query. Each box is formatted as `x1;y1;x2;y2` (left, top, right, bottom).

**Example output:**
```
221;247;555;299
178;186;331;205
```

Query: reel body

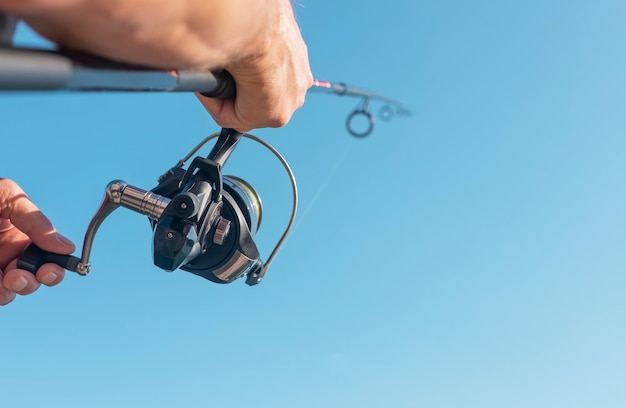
149;158;263;284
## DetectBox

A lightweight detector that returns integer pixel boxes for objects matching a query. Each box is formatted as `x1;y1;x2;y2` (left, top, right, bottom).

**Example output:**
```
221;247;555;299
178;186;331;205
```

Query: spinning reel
17;128;297;286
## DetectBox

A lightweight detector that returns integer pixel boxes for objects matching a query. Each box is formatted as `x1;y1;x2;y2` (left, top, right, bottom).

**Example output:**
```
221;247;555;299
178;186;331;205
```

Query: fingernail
13;276;28;292
0;218;12;232
40;271;59;286
55;233;75;248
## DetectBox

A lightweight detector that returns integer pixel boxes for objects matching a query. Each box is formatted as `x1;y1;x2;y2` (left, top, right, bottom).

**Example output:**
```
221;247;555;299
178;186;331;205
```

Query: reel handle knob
212;217;231;246
16;243;81;274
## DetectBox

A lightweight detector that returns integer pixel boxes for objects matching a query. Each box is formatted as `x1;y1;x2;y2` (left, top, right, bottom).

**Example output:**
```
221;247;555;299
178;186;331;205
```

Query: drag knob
213;217;231;245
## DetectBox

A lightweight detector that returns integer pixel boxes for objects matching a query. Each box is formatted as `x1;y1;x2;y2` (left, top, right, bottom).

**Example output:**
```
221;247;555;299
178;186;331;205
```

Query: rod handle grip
199;70;236;99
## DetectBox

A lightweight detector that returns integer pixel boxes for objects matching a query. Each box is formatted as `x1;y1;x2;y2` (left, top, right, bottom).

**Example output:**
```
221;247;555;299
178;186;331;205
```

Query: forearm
0;0;290;70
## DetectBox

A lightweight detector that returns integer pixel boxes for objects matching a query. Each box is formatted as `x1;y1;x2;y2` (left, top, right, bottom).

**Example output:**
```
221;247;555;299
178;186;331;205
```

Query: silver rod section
0;48;72;90
0;47;227;93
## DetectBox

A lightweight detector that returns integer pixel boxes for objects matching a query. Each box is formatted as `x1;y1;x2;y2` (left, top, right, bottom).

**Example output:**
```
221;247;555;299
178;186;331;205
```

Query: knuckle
267;111;292;128
0;177;17;189
0;177;18;199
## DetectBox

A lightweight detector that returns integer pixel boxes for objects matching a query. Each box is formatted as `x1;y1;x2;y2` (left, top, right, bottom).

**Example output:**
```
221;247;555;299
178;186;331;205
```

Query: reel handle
16;180;170;276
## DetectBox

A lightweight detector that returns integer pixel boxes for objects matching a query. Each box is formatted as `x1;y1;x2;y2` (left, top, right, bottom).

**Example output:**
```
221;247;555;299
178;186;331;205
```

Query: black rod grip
199;70;236;99
16;243;80;274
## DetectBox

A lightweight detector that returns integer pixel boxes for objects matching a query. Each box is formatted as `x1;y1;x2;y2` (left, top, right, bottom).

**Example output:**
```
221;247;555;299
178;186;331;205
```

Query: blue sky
2;1;626;407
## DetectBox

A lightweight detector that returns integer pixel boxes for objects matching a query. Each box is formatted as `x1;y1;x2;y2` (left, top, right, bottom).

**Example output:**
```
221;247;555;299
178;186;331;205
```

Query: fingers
197;0;313;132
3;262;41;295
0;178;75;255
197;65;312;132
197;86;301;133
0;218;12;232
0;178;73;306
0;269;17;306
0;262;66;306
197;97;252;133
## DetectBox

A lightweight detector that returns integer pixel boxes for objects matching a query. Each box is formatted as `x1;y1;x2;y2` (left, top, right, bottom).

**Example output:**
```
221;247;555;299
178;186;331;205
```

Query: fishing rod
1;13;410;287
1;13;410;137
0;47;411;137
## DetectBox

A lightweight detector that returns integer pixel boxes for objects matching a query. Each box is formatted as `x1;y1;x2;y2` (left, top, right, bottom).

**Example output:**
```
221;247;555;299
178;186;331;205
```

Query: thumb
0;179;75;255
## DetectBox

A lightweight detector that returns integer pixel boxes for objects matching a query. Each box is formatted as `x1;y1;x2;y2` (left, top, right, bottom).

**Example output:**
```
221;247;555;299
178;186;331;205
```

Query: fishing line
290;141;354;235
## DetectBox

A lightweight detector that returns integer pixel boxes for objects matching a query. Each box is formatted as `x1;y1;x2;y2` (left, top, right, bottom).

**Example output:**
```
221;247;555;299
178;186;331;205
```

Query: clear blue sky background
2;1;626;406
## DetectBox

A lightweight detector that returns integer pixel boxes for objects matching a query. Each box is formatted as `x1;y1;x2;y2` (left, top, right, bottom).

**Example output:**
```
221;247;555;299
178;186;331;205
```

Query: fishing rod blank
311;79;412;137
0;12;411;137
